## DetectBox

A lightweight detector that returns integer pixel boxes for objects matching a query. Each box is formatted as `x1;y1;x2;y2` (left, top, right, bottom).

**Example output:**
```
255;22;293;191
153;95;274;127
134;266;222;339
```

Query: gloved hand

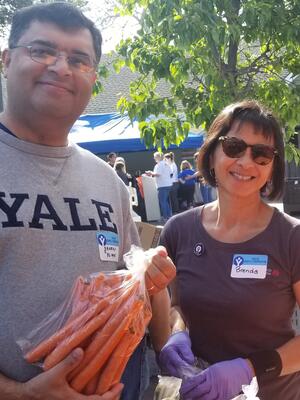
158;331;195;378
180;358;254;400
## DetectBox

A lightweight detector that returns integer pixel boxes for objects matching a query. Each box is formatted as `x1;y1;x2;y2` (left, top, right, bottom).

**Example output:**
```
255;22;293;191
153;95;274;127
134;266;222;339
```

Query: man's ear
92;71;98;84
2;49;11;78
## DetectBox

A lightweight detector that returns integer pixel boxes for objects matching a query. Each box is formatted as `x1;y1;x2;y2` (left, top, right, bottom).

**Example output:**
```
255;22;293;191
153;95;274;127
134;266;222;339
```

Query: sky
0;0;140;53
85;0;140;53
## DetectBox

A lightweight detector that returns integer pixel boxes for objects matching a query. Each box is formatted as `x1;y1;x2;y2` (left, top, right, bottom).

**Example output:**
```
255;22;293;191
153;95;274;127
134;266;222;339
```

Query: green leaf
111;0;300;163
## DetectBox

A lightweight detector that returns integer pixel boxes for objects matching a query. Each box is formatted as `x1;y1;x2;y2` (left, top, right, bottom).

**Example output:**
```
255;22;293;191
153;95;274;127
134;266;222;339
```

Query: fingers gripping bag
17;245;153;395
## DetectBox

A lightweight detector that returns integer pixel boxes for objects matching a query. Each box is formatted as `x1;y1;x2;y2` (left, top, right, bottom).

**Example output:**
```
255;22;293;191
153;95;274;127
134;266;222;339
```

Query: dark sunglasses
218;136;278;165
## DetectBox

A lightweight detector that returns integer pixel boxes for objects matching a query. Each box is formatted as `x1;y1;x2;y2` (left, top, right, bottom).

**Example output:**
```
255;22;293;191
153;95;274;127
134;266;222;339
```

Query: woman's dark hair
8;2;102;63
198;100;285;200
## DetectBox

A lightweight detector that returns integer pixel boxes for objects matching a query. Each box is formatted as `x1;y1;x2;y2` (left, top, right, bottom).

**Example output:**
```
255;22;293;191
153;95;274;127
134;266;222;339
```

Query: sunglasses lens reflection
221;137;275;165
222;138;246;158
251;145;275;165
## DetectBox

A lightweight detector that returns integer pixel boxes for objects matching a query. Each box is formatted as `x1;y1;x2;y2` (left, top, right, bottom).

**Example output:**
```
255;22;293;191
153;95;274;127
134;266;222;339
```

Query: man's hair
107;152;117;160
164;152;174;161
154;151;163;160
8;2;102;63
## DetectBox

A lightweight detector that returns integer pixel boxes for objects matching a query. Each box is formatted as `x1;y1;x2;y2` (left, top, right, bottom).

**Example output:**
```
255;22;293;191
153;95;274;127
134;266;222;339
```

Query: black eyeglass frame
10;44;97;73
218;135;278;165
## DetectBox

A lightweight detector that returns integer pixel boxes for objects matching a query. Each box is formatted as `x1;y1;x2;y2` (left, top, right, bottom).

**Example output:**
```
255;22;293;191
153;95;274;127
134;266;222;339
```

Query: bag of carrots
17;245;153;395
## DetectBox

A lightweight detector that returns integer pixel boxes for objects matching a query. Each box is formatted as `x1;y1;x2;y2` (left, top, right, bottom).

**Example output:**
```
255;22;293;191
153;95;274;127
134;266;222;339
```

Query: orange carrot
68;282;139;380
83;369;102;395
96;301;149;394
95;330;135;395
70;312;131;392
65;277;91;322
25;295;112;364
107;306;151;389
43;297;119;370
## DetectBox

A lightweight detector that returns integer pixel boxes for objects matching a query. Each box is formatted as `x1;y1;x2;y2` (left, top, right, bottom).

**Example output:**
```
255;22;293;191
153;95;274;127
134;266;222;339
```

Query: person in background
133;171;147;222
158;100;300;400
164;152;180;214
114;159;147;222
0;3;176;400
107;151;117;167
146;152;173;223
193;151;214;204
114;158;130;186
178;160;196;210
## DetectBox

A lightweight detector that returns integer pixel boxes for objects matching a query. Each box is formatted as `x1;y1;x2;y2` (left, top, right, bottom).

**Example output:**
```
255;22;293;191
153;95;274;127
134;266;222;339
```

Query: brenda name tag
231;254;268;279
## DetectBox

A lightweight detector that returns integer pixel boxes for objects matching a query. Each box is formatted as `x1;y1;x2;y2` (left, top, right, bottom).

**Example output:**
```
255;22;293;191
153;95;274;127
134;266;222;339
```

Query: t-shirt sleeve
155;162;164;176
290;224;300;284
159;219;177;264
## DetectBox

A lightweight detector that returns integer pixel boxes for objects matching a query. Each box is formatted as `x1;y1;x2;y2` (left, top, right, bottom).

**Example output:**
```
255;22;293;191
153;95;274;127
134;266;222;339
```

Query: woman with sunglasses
157;100;300;399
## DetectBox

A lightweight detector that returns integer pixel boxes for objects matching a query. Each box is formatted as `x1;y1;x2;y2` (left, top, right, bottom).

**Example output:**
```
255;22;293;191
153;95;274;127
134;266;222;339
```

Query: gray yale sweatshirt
0;130;140;382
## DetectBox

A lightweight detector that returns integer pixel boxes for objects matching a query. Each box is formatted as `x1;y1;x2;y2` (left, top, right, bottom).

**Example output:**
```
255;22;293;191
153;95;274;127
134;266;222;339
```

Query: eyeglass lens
220;137;276;165
30;44;94;73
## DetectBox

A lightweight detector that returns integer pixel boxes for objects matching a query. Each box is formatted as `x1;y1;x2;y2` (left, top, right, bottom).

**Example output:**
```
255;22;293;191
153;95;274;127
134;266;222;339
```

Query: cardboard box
135;221;163;250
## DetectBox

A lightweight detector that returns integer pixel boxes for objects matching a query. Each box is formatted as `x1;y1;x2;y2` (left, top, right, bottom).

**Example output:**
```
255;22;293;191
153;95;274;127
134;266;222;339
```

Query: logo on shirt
194;242;205;256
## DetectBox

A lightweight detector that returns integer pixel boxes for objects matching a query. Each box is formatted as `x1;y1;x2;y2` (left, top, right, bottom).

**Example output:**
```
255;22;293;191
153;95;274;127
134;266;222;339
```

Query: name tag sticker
231;254;268;279
96;231;119;262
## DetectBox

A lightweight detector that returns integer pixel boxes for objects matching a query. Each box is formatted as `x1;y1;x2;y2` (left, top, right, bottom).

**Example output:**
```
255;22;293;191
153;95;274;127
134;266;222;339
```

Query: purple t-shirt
160;206;300;399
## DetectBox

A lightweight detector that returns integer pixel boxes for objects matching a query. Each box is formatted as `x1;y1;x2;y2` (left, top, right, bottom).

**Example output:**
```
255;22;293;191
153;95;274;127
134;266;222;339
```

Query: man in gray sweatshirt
0;3;175;400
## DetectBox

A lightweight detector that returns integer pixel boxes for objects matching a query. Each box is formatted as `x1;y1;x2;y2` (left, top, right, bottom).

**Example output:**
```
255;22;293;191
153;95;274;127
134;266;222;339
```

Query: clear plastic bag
232;377;260;400
154;364;260;400
17;245;153;395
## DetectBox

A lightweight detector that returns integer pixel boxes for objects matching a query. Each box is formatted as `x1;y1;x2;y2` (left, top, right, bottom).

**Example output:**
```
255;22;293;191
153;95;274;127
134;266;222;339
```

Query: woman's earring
266;179;273;194
261;180;272;197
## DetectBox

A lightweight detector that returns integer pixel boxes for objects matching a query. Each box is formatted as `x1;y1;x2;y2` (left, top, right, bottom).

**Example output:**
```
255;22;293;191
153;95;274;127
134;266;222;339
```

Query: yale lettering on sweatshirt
0;192;117;233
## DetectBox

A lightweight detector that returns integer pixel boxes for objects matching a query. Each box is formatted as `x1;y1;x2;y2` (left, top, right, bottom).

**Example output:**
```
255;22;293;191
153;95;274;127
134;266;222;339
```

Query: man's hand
145;246;176;295
23;348;123;400
180;358;253;400
158;331;195;378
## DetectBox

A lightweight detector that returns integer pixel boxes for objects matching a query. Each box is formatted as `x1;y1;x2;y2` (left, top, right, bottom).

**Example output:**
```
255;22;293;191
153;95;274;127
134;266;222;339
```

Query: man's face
3;21;97;123
110;154;116;165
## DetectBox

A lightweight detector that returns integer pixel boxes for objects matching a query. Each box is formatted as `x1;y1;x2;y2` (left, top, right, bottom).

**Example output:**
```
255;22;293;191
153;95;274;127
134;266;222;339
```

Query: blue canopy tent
69;113;204;154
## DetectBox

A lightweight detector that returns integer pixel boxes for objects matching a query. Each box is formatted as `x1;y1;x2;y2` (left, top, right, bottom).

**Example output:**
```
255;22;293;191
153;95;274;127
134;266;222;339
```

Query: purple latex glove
158;331;195;378
180;358;254;400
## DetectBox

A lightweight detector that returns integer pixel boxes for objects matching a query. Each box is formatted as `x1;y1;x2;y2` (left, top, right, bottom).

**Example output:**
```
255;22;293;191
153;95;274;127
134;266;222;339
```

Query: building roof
84;53;171;114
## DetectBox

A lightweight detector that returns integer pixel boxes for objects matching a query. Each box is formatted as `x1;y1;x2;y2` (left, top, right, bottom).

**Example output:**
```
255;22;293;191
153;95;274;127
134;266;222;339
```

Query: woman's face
211;121;275;199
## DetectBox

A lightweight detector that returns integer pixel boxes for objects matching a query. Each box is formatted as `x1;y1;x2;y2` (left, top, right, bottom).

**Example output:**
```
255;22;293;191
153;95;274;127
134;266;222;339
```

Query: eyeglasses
218;136;278;165
10;44;96;73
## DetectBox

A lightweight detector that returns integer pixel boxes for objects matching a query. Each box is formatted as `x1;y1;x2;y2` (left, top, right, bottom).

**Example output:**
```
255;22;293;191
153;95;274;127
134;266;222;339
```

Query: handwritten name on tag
231;254;267;279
